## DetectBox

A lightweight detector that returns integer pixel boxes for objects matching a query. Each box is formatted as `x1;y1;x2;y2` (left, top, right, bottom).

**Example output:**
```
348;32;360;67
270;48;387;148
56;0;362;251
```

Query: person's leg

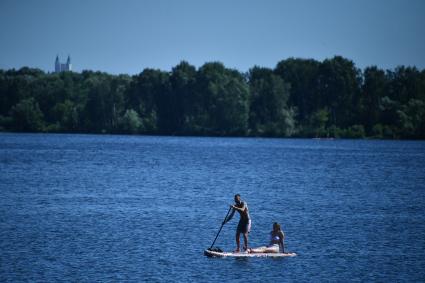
249;245;279;254
264;245;279;253
248;246;267;253
243;232;248;251
235;232;240;252
242;219;251;251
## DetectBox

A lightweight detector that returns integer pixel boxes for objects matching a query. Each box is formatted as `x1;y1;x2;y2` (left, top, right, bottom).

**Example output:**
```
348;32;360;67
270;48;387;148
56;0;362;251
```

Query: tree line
1;56;424;139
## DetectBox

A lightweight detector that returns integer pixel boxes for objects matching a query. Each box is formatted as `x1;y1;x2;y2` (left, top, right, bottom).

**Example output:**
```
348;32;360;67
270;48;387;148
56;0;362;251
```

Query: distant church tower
54;55;72;73
55;55;60;73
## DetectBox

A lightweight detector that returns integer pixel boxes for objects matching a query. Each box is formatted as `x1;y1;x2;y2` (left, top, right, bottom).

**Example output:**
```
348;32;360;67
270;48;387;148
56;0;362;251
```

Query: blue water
1;133;425;282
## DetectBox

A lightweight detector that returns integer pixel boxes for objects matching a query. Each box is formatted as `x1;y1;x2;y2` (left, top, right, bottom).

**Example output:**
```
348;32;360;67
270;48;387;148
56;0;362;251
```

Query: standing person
223;194;251;252
248;222;285;253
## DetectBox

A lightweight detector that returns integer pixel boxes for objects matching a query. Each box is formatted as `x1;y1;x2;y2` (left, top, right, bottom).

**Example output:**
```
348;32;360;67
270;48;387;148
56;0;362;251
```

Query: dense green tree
195;62;249;135
10;97;45;132
168;61;197;134
361;66;387;133
248;66;294;136
1;57;425;139
32;75;67;124
0;69;35;115
396;99;425;138
82;75;112;132
126;69;169;133
345;125;366;138
309;108;330;137
274;58;320;122
119;109;142;134
386;66;424;104
52;100;79;131
380;96;400;129
316;56;362;127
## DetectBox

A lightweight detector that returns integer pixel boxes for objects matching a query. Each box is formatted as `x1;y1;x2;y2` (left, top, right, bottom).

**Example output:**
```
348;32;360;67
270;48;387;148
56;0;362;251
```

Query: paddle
209;206;232;250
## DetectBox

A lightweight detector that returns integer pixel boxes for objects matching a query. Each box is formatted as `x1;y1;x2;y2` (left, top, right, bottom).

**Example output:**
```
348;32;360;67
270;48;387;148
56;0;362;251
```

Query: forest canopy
1;56;424;139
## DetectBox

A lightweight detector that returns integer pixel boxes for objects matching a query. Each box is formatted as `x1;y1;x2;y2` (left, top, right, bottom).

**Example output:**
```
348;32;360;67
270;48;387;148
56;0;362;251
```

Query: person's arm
232;202;246;212
279;231;285;252
268;232;273;246
223;207;235;224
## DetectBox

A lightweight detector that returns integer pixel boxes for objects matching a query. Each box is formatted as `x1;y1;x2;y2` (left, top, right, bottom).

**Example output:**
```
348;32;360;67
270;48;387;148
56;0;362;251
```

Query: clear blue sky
1;0;424;74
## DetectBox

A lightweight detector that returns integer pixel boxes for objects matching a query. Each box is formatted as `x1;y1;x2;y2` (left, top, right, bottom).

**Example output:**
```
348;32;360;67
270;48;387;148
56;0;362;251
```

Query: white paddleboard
204;249;297;258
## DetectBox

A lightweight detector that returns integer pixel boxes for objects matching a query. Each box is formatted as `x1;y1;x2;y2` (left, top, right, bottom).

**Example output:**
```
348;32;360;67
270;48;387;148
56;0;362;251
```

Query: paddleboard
204;249;297;258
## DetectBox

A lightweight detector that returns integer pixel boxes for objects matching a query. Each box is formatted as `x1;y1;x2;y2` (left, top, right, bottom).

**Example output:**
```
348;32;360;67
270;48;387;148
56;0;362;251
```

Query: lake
1;133;424;282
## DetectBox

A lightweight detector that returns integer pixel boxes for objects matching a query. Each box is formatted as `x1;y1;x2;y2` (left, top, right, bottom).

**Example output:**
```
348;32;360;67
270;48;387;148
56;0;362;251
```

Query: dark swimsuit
237;218;250;234
236;202;251;234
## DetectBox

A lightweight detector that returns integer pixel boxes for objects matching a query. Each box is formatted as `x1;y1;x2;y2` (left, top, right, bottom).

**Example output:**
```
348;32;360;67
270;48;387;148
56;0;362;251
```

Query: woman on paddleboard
248;222;284;253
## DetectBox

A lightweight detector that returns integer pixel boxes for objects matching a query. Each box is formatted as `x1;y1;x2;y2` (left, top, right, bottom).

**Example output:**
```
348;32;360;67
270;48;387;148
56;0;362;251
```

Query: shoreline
1;131;423;141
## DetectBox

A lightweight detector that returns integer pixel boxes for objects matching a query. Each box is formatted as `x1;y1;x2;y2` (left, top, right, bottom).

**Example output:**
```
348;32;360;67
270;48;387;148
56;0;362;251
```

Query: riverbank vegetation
1;56;424;139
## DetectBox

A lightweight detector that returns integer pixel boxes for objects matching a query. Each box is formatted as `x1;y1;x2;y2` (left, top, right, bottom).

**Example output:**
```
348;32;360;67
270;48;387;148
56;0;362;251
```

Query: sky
0;0;424;74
